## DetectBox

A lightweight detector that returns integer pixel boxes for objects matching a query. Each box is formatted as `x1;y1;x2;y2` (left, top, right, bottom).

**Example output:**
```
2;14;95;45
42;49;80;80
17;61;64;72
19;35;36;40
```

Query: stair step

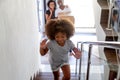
33;72;78;80
104;48;118;80
100;9;109;25
97;0;108;9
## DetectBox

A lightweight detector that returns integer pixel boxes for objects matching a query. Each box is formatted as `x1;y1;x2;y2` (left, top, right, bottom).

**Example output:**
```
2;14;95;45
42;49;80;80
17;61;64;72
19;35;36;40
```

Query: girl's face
55;32;67;46
49;2;55;9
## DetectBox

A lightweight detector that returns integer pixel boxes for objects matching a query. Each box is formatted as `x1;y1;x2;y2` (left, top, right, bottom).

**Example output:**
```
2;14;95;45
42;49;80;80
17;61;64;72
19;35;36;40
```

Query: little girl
40;19;81;80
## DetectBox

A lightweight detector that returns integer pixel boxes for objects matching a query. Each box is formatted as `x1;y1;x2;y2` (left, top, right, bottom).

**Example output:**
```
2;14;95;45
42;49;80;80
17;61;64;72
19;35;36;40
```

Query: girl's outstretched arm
72;47;81;59
40;39;48;56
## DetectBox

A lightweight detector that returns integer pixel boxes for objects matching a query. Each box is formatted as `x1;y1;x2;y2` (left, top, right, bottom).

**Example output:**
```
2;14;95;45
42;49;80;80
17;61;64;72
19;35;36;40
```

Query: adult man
55;0;71;18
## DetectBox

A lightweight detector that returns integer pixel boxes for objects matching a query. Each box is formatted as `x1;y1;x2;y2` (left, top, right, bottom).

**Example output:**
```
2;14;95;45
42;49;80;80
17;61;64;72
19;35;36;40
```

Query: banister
77;41;120;80
77;41;120;49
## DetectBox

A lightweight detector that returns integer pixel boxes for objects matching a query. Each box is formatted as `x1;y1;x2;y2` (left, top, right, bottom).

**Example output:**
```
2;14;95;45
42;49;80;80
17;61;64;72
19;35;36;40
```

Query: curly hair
45;19;75;40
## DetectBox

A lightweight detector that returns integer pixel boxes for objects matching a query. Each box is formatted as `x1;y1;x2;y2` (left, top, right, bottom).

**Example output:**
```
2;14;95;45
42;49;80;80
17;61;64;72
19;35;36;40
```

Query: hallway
1;0;120;80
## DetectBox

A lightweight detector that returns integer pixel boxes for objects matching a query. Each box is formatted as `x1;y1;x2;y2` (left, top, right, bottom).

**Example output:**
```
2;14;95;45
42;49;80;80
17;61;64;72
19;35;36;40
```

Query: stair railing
76;41;120;80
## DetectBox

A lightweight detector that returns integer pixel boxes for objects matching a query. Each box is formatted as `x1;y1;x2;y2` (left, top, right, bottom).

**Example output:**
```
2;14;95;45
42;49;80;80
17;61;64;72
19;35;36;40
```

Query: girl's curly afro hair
45;18;75;40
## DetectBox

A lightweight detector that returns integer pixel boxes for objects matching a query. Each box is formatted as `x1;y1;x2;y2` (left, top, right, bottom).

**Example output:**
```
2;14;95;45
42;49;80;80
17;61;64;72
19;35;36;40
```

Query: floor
39;28;104;80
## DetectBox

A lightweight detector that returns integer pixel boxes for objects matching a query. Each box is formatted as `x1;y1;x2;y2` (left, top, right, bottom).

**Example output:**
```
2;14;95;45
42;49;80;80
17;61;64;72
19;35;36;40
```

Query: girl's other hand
72;48;81;59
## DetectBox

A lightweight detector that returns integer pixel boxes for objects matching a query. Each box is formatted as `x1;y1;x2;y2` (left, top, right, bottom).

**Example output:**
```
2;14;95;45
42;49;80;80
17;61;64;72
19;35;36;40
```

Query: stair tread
97;0;109;9
34;72;78;80
104;48;118;71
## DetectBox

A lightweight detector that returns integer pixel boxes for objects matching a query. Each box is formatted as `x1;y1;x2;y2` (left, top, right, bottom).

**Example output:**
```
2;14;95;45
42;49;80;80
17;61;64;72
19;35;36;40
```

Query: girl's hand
40;39;48;49
72;47;81;59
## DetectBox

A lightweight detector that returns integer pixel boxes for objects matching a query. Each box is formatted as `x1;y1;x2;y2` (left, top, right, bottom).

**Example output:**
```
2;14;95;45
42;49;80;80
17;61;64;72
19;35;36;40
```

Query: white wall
0;0;41;80
93;0;101;28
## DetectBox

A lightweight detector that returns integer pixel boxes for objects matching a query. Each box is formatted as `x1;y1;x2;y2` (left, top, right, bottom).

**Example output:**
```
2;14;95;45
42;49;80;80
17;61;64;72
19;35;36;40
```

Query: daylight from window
64;0;95;28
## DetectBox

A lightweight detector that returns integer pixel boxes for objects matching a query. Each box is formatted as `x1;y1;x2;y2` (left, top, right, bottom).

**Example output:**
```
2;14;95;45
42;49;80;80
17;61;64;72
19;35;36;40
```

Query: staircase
97;0;109;25
97;0;119;80
30;0;119;80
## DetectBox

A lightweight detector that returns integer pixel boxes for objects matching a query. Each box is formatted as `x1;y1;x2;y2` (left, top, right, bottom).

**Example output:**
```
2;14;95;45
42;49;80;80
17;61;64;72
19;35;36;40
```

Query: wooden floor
32;72;104;80
33;72;79;80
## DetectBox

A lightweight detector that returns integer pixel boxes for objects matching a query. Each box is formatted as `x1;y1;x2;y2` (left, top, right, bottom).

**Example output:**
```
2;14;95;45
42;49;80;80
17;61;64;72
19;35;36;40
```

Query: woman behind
45;0;56;23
